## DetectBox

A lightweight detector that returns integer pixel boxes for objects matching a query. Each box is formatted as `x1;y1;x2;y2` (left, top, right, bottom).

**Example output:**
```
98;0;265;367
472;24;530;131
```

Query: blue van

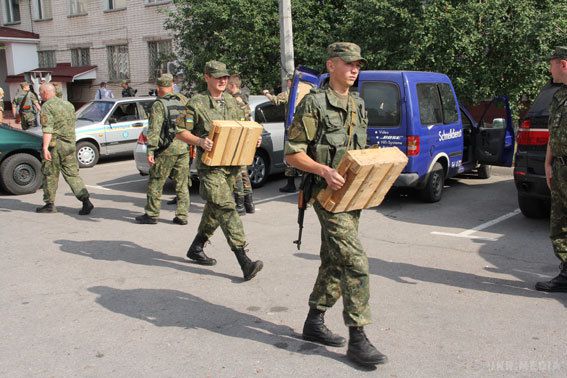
286;67;515;202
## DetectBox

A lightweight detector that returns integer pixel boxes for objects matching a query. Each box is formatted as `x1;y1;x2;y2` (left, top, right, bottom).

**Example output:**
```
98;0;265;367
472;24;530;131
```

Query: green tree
166;0;566;111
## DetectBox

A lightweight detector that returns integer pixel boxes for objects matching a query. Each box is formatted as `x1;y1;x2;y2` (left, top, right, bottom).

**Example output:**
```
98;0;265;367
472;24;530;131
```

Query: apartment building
1;0;176;105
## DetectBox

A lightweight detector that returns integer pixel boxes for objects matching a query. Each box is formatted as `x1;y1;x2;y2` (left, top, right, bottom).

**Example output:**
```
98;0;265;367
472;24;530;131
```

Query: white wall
5;42;39;75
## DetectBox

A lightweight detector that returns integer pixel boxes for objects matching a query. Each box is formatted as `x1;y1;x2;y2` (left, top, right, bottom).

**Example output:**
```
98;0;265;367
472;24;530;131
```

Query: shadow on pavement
294;252;566;306
87;285;376;371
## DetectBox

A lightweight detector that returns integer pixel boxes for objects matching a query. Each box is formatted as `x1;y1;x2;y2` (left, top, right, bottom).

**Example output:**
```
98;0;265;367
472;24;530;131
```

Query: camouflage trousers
309;201;371;327
20;112;37;130
42;140;89;204
198;167;246;250
145;152;189;221
234;166;252;196
550;162;567;262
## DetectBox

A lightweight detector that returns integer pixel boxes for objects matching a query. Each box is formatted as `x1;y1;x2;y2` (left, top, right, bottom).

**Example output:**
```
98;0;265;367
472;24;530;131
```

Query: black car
514;82;562;218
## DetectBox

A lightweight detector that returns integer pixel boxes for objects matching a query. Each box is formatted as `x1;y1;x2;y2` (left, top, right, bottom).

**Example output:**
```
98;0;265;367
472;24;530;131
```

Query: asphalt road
1;158;565;377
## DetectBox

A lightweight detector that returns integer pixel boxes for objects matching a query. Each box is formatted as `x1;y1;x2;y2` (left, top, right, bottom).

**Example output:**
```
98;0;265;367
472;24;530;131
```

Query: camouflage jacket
231;90;251;120
549;85;567;157
13;91;40;114
147;93;189;157
40;97;76;144
177;91;246;170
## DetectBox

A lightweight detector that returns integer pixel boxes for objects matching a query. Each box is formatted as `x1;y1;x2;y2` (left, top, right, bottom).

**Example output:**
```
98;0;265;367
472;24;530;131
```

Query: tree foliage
166;0;566;110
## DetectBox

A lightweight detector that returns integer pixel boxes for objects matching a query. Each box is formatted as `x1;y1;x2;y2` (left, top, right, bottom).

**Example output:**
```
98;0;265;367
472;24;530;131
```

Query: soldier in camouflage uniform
36;83;94;215
536;46;567;292
285;43;387;366
264;75;300;193
227;74;255;215
121;80;137;97
135;74;190;225
12;82;41;130
175;60;263;281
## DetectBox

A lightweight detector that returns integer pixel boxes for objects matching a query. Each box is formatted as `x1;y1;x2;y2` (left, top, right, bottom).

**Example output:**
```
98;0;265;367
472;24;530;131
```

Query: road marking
85;185;111;191
255;192;296;204
431;209;521;241
103;178;148;187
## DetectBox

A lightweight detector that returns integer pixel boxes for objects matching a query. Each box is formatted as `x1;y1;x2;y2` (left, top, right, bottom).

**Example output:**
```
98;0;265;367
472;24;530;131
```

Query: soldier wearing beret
175;60;263;281
135;74;190;225
536;46;567;292
36;83;93;215
285;42;387;366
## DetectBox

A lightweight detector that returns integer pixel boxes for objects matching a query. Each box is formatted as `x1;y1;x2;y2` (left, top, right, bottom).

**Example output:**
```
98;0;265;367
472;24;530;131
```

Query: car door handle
132;122;144;127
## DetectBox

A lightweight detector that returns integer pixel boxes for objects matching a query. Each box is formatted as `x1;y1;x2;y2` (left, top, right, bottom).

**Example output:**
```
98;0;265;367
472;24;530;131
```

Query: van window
417;83;443;125
255;102;285;123
361;82;400;127
439;83;458;123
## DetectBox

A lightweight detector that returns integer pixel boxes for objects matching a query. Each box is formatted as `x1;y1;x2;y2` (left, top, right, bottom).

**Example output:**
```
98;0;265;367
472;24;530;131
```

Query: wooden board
316;147;408;212
201;120;264;166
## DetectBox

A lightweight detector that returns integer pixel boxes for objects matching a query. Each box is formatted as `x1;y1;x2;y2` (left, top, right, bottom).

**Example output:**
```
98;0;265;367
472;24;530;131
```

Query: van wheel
518;194;550;218
478;164;492;179
420;162;444;203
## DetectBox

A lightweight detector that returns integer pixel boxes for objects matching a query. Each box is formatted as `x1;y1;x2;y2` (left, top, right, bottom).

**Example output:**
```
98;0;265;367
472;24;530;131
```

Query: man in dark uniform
135;74;190;225
36;83;94;215
175;60;263;281
285;42;387;366
121;80;137;97
536;46;567;292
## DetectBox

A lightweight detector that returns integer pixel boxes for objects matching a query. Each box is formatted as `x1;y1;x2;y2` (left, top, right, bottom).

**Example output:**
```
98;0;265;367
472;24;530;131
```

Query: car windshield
76;101;114;123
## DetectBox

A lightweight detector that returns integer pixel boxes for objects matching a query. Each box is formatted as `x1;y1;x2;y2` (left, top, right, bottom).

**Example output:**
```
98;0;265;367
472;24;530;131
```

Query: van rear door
286;65;321;128
474;96;515;166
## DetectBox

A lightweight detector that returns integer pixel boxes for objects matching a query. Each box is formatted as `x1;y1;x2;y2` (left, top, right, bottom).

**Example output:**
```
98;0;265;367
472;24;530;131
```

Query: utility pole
278;0;295;89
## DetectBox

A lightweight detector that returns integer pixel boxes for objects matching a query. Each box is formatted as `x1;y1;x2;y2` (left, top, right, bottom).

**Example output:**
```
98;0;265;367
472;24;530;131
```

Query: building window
107;45;129;81
33;0;53;20
104;0;126;10
69;0;87;15
3;0;21;24
38;51;56;68
148;40;172;80
71;48;90;67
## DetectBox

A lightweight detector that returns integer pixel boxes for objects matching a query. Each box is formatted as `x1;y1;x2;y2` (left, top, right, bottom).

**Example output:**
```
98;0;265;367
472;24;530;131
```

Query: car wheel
518;194;550;218
76;141;99;168
478;164;492;179
0;153;42;195
249;150;269;188
420;162;444;203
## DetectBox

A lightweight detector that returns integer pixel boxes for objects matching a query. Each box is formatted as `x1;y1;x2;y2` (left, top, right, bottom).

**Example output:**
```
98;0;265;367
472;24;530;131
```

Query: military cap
327;42;367;64
204;60;230;78
156;73;174;87
548;46;567;61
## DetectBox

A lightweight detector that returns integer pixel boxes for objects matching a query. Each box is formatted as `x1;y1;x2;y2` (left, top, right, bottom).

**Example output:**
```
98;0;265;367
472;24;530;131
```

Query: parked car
134;95;286;188
29;97;156;168
288;67;515;202
0;123;43;195
514;81;561;218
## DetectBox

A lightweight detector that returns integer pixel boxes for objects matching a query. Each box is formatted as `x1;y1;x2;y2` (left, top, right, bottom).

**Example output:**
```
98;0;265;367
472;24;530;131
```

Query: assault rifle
293;173;314;250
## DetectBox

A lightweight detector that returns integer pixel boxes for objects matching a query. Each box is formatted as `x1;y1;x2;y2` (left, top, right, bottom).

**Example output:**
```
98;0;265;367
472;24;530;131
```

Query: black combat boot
135;213;157;224
233;247;263;281
187;234;217;266
234;194;246;215
535;263;567;292
172;216;188;225
79;198;94;215
167;196;178;205
36;203;57;213
279;177;297;193
302;308;346;347
347;327;388;366
244;193;255;214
